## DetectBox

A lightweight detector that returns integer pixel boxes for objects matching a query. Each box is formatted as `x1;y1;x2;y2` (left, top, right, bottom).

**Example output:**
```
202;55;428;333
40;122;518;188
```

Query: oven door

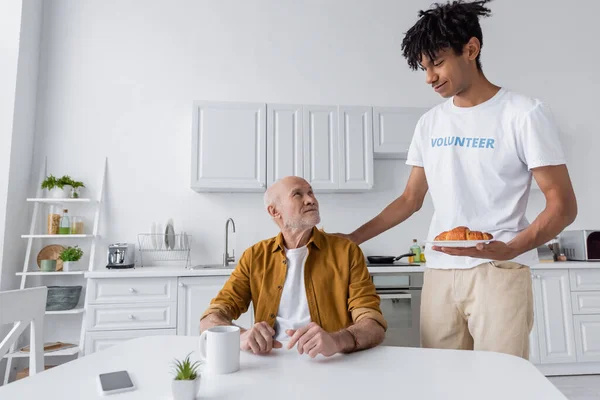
377;288;421;348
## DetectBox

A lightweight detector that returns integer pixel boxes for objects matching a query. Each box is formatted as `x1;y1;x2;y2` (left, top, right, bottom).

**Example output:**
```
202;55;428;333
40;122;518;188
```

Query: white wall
28;0;598;270
0;1;24;290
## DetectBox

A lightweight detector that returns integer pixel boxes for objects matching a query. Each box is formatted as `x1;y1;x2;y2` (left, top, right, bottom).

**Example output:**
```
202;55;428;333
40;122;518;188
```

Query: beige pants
420;261;533;359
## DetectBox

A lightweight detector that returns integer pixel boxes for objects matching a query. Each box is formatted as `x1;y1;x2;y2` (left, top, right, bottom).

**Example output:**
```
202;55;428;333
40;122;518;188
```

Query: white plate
426;240;491;248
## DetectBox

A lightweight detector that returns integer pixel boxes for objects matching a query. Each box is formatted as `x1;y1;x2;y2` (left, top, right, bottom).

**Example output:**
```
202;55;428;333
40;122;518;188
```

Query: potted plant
41;174;70;198
59;246;84;272
68;179;85;198
171;353;201;400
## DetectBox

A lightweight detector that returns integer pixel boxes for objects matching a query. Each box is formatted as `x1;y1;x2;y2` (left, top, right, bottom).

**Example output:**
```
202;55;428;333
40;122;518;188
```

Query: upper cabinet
303;105;340;191
338;106;373;191
373;107;428;159
266;104;304;187
191;102;267;192
195;102;375;193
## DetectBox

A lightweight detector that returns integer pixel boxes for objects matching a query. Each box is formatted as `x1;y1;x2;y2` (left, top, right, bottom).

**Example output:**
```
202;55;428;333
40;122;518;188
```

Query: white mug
198;326;240;374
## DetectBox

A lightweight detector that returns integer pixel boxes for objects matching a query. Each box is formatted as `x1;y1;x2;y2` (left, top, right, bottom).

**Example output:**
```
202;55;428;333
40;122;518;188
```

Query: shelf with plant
41;174;86;199
59;246;84;272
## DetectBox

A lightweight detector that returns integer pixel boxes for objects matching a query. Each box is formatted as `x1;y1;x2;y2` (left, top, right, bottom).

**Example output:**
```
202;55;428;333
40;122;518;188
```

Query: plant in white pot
59;246;84;272
41;175;70;198
171;353;202;400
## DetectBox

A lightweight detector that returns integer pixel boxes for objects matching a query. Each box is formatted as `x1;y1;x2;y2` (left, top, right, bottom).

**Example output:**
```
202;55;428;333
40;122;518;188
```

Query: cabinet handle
536;274;541;279
179;282;184;287
128;315;135;320
129;288;136;293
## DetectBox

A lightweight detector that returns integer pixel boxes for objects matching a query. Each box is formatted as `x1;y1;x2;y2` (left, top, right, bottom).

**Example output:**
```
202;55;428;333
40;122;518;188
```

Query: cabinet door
533;270;577;364
191;101;266;192
373;107;427;159
267;104;303;187
84;329;176;355
338;106;374;191
303;105;339;191
529;273;541;364
574;315;600;362
177;276;253;336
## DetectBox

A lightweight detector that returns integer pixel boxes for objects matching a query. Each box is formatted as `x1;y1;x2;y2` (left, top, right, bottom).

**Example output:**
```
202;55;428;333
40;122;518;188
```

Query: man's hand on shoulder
329;232;358;243
240;321;282;355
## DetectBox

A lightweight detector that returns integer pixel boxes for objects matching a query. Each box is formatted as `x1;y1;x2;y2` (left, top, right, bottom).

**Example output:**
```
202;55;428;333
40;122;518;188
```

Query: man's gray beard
284;213;321;230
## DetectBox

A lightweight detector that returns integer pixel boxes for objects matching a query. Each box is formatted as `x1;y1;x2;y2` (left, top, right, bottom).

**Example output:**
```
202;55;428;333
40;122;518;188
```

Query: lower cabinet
85;329;177;354
84;276;254;355
177;276;254;336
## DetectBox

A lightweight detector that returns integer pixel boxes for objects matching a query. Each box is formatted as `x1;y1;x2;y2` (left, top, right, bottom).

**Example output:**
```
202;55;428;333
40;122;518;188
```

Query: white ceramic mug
198;326;240;374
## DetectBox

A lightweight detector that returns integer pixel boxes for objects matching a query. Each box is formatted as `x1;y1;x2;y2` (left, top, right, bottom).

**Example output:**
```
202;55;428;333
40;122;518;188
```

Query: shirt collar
271;226;323;253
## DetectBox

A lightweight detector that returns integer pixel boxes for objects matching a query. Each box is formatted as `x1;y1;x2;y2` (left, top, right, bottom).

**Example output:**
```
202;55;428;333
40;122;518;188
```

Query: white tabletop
0;336;566;399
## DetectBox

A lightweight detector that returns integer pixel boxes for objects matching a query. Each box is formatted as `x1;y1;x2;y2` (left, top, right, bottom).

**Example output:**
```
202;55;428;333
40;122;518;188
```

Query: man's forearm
200;312;248;334
507;198;577;256
352;195;420;245
333;318;386;353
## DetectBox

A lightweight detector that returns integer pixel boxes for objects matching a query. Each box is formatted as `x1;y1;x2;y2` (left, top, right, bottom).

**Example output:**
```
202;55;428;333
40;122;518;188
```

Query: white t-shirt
406;88;566;270
274;246;312;341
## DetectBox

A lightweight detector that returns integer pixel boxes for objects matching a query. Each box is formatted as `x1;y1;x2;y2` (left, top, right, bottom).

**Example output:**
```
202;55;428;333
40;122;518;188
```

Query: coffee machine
106;243;136;269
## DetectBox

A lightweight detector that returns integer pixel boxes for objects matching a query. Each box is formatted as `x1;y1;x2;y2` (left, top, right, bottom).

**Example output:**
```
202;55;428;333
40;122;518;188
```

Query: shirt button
282;260;287;264
270;314;276;319
277;285;282;289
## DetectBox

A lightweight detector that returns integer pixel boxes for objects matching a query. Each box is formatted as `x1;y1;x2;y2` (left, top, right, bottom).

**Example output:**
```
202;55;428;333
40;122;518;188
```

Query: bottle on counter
420;245;426;263
59;209;71;234
410;239;421;264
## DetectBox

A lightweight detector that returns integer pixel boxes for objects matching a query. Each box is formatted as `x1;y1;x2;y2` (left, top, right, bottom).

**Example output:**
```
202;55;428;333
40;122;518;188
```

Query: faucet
223;218;236;266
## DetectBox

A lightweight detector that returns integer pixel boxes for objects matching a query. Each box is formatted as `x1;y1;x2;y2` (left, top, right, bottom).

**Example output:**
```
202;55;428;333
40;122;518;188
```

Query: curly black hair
401;0;493;71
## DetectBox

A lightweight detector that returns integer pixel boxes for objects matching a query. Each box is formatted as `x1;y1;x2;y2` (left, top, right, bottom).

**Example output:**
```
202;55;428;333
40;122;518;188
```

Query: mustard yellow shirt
202;227;387;332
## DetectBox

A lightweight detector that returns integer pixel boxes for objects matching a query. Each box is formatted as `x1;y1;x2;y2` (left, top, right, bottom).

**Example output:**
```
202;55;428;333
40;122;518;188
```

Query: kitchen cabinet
532;270;577;364
573;315;600;362
338;106;374;191
267;104;304;187
194;101;373;193
373;107;428;159
177;276;253;336
529;291;541;364
85;329;176;355
303;105;339;191
191;101;267;192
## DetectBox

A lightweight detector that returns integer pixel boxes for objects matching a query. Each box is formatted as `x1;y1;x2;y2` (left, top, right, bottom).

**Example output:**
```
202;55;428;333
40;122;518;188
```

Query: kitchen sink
189;264;234;270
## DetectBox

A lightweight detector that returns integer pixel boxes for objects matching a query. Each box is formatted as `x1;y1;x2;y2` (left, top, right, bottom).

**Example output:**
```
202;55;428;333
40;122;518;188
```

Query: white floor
548;375;600;400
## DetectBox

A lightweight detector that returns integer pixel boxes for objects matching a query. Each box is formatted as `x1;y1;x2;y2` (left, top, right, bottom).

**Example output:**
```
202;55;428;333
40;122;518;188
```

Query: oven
372;272;422;348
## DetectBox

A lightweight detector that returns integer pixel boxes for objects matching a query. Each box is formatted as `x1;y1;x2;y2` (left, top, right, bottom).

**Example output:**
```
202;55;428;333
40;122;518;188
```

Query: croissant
435;226;493;241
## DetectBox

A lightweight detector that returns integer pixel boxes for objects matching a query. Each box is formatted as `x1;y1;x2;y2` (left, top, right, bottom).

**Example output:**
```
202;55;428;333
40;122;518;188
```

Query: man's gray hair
263;184;277;211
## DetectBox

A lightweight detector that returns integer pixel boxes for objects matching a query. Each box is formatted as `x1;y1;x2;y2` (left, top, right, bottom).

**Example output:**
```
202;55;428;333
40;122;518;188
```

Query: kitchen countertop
84;261;599;278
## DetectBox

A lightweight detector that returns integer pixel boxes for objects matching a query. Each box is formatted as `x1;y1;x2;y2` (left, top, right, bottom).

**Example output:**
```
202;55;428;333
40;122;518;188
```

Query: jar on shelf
59;209;71;234
71;217;84;234
47;205;60;235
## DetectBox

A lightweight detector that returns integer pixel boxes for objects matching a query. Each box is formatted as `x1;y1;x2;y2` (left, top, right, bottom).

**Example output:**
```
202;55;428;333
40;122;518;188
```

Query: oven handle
378;293;411;300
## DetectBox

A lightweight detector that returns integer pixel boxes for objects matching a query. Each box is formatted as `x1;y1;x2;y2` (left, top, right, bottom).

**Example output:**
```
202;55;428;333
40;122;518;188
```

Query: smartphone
97;370;136;395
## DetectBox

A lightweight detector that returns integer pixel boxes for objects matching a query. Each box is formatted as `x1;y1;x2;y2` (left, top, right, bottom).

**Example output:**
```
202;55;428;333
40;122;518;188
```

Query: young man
339;0;577;359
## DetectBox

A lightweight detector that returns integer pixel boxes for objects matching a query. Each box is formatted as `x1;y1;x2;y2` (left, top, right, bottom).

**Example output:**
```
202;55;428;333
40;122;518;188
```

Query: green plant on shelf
41;174;63;190
59;246;84;262
171;352;202;380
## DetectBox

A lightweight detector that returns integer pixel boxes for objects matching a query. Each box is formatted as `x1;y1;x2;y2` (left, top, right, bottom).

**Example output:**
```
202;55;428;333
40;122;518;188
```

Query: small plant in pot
41;174;70;198
63;176;85;198
59;246;84;272
171;353;202;400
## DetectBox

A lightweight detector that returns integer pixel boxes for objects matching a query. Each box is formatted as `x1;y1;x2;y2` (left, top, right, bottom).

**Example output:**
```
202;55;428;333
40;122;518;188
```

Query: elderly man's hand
240;322;283;354
286;322;340;358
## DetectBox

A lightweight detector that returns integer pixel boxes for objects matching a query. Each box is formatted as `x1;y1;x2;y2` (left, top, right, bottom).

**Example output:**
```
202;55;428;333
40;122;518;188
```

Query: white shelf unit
21;234;94;239
4;346;80;359
3;157;107;385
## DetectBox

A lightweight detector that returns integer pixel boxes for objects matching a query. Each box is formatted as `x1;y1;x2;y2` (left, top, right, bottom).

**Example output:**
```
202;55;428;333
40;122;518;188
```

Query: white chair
0;287;47;377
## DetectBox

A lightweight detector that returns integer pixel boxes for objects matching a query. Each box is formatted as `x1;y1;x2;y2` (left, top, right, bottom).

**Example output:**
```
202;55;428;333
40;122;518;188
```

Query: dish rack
137;233;192;268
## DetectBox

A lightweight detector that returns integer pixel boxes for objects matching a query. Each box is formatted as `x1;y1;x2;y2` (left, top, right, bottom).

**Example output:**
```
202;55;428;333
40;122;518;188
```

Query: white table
0;336;566;399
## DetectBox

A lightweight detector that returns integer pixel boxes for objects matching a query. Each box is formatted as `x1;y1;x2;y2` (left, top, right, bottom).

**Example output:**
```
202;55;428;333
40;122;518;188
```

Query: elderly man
200;176;386;357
